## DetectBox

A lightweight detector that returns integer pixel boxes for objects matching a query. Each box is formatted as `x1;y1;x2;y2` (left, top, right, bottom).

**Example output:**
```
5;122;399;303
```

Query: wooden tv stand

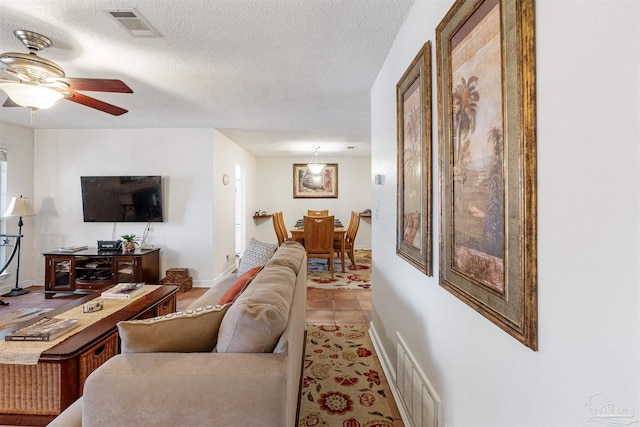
43;248;160;299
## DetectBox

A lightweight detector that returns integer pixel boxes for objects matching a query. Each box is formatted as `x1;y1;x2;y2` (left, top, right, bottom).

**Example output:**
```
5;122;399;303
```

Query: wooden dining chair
334;211;360;270
272;212;285;245
277;211;293;244
272;211;291;246
307;209;329;216
303;215;335;278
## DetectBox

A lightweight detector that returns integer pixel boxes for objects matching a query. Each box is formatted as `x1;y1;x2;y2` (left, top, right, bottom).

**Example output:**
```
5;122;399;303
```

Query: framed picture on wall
396;41;433;276
292;164;338;198
436;0;537;349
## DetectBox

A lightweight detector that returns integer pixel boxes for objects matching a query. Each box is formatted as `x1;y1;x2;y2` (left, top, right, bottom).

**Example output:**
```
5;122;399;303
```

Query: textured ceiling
0;0;413;157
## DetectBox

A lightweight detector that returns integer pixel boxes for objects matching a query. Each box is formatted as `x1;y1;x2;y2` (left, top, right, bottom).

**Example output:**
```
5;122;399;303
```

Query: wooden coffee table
0;285;178;426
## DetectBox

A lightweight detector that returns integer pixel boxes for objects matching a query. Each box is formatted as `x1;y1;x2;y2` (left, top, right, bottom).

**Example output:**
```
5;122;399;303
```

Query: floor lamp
1;195;36;298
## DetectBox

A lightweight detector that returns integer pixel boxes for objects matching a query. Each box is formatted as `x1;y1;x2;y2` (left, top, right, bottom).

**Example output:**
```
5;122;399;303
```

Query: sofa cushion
217;264;296;353
217;265;263;305
118;304;231;353
236;238;277;277
265;241;305;274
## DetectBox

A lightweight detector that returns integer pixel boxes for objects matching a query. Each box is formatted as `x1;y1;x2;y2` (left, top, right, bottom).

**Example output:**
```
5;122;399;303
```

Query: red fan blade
59;78;133;93
66;90;128;116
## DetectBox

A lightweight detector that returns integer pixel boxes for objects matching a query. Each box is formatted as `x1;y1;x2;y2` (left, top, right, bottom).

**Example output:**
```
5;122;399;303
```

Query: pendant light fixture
307;146;326;174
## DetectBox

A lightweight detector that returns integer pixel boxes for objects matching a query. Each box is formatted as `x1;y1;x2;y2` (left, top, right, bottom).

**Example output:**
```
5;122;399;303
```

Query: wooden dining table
290;227;347;272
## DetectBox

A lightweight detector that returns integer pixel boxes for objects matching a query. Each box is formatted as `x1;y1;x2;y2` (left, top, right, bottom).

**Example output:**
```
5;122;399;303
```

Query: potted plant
121;234;140;252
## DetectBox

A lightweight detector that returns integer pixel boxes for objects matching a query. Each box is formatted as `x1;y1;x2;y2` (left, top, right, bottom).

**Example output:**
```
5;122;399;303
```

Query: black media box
97;240;122;250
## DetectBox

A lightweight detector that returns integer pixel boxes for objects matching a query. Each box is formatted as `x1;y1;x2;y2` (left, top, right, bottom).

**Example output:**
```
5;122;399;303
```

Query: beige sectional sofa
49;241;307;427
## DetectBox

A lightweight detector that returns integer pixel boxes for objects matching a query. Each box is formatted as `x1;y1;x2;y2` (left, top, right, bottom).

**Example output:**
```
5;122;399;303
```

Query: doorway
234;164;246;257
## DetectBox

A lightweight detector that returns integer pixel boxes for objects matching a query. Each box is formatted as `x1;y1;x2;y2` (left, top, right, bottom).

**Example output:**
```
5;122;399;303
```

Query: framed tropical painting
436;0;537;349
396;42;432;276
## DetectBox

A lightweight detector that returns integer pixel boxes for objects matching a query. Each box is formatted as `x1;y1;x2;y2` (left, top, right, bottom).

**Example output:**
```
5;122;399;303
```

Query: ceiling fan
0;30;132;115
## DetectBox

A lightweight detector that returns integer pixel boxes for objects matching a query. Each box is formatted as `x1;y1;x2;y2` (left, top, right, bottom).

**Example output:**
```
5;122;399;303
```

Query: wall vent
396;332;440;427
104;8;161;38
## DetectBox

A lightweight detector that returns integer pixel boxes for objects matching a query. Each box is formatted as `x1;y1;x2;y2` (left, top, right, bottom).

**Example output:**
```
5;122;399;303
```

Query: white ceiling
0;0;413;157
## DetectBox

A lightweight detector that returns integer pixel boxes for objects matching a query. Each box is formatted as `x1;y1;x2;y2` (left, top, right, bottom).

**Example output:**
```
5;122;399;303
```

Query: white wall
370;1;639;426
33;128;218;286
212;129;258;278
8;123;369;289
253;156;372;248
0;122;35;294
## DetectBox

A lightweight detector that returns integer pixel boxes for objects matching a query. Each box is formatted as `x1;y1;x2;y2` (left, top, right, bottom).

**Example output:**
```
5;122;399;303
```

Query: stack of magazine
101;283;145;300
57;245;88;253
5;317;79;342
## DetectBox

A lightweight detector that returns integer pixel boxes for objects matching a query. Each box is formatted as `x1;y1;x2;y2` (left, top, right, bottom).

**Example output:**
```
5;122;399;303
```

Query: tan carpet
299;323;396;427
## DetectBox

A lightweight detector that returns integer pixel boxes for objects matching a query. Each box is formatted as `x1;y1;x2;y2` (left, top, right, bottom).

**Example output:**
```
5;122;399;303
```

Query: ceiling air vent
104;8;161;38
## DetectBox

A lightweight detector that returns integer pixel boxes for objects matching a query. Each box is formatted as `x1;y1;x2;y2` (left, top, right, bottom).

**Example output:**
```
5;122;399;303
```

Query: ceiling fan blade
66;90;128;116
59;78;133;93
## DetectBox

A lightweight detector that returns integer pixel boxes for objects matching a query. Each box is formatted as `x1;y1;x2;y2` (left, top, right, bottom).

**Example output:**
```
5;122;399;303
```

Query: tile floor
305;287;372;324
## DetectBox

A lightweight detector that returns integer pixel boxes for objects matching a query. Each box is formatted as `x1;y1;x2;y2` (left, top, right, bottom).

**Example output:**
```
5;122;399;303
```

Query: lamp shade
4;196;36;218
0;83;63;110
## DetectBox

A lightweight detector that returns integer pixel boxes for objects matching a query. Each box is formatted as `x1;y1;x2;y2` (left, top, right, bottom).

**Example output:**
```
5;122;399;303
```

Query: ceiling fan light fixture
307;147;326;174
0;82;63;110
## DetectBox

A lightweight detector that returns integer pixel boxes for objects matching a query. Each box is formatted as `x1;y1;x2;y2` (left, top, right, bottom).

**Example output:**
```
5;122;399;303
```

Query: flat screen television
81;176;163;222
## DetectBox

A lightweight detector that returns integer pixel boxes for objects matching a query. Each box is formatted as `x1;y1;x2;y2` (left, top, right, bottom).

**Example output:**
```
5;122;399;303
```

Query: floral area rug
299;324;396;427
307;249;371;290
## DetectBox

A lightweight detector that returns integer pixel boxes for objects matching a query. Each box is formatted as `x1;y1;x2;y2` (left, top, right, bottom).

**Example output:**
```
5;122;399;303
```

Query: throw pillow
217;265;263;305
117;304;231;353
236;238;277;277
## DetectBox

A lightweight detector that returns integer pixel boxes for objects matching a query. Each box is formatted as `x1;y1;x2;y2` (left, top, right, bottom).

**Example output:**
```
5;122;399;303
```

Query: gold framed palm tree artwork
436;0;537;350
396;41;433;276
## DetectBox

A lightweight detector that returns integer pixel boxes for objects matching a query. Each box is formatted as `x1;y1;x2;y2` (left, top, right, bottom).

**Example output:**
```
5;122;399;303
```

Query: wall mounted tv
81;176;164;222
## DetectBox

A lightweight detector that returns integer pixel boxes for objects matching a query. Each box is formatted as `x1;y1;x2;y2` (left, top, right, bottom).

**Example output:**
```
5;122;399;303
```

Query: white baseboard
369;322;411;426
214;265;236;281
0;282;12;295
0;277;35;294
190;279;214;288
369;322;396;383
